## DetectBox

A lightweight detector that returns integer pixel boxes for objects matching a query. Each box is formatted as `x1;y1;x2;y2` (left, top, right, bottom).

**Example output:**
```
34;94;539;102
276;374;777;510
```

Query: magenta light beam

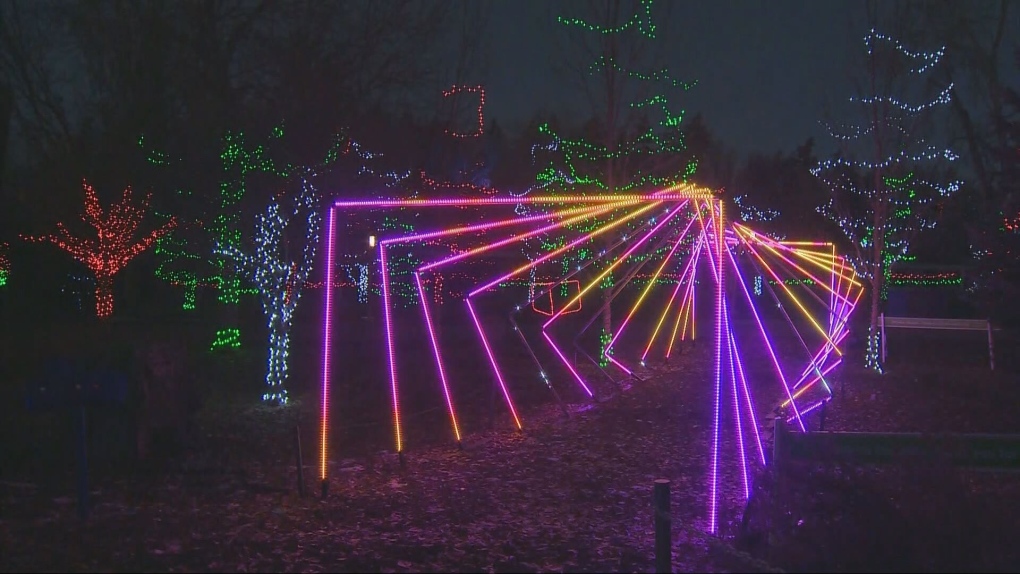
466;299;522;429
320;206;337;483
725;242;805;431
642;234;704;362
604;211;698;366
709;201;725;534
414;272;462;443
728;330;767;465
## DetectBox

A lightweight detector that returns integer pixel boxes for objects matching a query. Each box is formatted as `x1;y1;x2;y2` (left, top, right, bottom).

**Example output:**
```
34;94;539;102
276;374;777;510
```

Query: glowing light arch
319;185;862;533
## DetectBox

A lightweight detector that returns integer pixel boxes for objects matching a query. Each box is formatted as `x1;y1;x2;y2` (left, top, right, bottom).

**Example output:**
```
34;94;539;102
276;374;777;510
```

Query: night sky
485;0;860;156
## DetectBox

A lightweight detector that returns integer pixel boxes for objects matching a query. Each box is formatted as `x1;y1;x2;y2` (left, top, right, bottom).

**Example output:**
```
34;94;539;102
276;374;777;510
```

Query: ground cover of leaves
3;327;1018;573
1;341;774;573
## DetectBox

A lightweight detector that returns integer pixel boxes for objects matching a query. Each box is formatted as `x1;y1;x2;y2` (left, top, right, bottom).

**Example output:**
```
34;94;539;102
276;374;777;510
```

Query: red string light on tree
420;170;497;195
22;179;177;318
442;85;486;138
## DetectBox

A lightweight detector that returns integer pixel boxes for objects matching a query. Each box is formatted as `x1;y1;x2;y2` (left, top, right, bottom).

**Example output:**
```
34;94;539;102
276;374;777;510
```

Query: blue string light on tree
215;174;322;405
811;28;963;372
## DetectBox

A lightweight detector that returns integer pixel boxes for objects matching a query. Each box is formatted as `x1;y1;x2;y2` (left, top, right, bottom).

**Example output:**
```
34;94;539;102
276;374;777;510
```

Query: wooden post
653;479;671;574
987;320;995;371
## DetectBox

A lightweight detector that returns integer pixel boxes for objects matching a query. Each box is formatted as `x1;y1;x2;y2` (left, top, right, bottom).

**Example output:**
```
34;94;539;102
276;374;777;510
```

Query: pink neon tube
709;200;724;534
320;207;336;481
642;234;704;361
728;329;766;465
466;299;522;429
378;247;404;452
543;202;690;329
542;331;594;397
725;305;750;500
335;190;709;209
725;242;805;431
414;272;462;442
604;211;699;363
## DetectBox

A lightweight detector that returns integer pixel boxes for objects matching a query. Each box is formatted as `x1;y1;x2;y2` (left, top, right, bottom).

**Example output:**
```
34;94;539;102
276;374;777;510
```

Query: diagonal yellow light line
737;232;843;356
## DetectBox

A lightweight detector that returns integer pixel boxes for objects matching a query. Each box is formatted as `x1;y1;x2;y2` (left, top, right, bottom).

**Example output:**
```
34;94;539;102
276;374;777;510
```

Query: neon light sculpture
22;179;177;318
319;186;863;534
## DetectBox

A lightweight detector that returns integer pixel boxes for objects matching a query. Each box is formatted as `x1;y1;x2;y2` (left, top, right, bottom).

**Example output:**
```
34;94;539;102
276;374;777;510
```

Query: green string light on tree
0;242;9;287
533;0;701;371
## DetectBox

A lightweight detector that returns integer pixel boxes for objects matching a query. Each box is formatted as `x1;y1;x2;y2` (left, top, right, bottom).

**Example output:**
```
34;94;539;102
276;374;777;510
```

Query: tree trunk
95;273;114;318
266;315;292;405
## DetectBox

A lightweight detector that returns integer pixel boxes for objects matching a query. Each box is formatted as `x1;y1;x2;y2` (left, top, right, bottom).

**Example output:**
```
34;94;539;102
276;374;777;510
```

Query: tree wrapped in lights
0;242;9;287
531;0;698;365
811;28;962;371
23;180;176;318
216;175;321;404
136;135;218;312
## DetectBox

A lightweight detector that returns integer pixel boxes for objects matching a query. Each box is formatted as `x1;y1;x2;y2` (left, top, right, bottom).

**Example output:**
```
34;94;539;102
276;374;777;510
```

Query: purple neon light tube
604;212;699;361
725;239;805;431
334;192;707;209
466;299;522;429
642;234;705;362
728;329;767;465
543;202;690;329
709;203;725;534
725;305;750;500
319;206;337;481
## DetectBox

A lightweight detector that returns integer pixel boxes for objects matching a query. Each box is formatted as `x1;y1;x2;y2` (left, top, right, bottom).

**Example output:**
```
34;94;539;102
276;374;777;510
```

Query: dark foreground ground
2;327;1019;573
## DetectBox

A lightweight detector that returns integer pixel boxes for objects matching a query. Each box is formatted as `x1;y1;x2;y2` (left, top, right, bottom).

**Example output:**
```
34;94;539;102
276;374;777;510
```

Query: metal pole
653;479;671;574
295;425;305;497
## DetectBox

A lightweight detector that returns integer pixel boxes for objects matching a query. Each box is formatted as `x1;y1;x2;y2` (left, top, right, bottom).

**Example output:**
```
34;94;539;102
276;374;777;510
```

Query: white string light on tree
811;28;963;372
216;174;322;405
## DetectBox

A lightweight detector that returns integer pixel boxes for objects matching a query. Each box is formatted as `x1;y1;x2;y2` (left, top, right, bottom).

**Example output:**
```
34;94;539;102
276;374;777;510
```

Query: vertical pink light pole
320;206;337;490
378;247;404;453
